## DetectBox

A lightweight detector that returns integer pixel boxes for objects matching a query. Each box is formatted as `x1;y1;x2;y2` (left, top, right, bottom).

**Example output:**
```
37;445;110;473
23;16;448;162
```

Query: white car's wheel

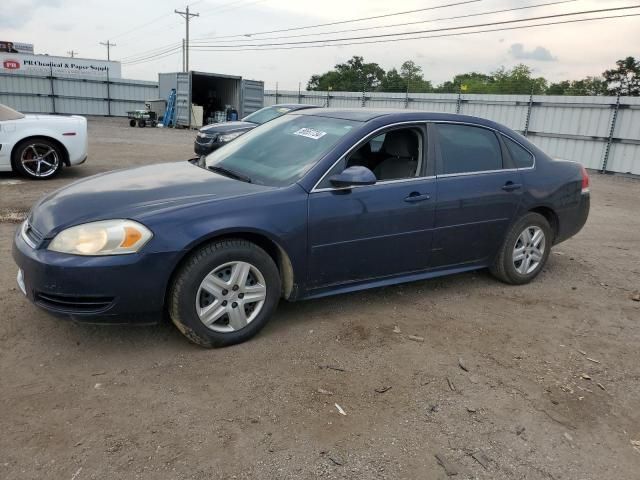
13;138;63;180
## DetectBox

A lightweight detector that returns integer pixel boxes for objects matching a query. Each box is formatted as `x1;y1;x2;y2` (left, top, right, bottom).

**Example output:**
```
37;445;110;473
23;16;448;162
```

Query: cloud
508;43;557;62
0;0;63;28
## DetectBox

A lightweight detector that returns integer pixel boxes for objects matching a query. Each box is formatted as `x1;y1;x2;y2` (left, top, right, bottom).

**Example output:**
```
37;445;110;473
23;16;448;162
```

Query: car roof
295;108;507;129
270;103;320;110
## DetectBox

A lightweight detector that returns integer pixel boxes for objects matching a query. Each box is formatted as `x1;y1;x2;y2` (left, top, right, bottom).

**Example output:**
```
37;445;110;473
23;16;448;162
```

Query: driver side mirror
329;166;377;188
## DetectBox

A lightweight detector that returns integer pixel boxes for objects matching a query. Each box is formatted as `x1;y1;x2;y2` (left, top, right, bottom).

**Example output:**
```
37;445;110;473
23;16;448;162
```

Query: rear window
435;124;503;175
243;106;292;125
503;136;534;168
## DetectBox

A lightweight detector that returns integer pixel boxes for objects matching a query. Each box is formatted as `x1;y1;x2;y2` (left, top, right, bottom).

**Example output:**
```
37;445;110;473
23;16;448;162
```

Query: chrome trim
313;175;436;193
311;120;428;193
21;221;37;249
437;168;519;178
310;119;536;193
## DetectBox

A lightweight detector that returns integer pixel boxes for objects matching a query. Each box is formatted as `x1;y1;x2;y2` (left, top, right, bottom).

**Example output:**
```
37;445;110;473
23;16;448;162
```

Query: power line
121;12;639;65
190;5;640;48
121;0;479;63
121;45;183;65
192;0;578;43
67;50;78;58
109;12;174;41
189;12;640;53
118;0;264;61
99;40;116;61
191;0;482;40
122;48;182;66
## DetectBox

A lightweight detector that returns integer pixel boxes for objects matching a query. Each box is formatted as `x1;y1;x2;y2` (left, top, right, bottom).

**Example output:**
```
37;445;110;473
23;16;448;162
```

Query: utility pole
182;39;186;72
175;5;199;72
67;50;78;58
99;40;116;61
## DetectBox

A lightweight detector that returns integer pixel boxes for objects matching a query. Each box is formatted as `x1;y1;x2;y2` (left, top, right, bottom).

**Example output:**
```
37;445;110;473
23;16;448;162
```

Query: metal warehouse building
158;71;264;128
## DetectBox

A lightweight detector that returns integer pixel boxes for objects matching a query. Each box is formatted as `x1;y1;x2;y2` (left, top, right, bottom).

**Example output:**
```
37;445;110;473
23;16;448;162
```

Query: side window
369;133;386;153
316;127;424;189
435;124;502;175
347;127;423;181
503;136;534;168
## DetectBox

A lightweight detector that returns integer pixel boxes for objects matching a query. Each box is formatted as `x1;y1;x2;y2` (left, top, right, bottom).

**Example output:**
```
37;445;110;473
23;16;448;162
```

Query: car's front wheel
491;212;552;285
12;138;63;180
168;239;281;347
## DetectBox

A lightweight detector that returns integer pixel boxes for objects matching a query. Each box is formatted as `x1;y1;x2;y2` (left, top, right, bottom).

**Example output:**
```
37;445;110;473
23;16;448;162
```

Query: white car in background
0;104;88;179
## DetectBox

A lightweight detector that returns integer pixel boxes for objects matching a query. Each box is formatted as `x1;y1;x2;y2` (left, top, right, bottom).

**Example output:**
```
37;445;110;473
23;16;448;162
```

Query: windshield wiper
208;165;252;183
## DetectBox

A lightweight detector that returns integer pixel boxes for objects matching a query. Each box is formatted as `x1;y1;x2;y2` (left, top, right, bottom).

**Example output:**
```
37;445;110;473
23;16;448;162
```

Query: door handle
502;182;522;192
404;192;431;203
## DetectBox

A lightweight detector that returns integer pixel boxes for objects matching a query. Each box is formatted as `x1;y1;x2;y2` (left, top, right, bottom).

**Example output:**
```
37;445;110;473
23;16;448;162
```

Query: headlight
218;131;244;143
48;220;152;256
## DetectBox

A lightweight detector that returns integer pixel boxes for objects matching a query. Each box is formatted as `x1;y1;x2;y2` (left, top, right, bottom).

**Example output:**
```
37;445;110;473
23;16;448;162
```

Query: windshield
0;104;25;121
243;106;295;125
205;114;359;186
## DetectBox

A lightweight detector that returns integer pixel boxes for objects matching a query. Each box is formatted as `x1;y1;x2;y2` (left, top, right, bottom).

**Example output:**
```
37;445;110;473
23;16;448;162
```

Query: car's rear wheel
168;239;281;347
490;212;552;285
129;119;136;127
12;138;63;180
138;119;146;128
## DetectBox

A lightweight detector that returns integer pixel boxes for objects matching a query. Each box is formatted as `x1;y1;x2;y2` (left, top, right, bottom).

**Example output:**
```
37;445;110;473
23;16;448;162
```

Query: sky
2;0;639;89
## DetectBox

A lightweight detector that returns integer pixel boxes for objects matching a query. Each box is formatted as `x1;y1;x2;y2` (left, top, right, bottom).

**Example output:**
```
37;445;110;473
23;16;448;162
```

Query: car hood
200;121;256;135
29;161;272;236
24;114;85;123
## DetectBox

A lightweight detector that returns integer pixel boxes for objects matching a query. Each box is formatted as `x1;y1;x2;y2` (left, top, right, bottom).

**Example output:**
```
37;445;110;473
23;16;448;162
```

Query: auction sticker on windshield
293;127;327;140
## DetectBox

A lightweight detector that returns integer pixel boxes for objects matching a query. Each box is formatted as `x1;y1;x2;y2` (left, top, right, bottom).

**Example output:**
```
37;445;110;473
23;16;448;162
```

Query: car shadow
20;268;498;353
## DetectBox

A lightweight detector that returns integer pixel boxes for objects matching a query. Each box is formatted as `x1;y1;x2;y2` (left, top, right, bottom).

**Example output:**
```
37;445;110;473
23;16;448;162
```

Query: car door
431;122;523;268
306;124;436;289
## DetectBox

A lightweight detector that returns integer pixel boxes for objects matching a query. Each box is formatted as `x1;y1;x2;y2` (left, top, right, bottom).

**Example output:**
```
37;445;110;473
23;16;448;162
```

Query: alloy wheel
20;144;60;178
195;261;267;333
512;225;546;275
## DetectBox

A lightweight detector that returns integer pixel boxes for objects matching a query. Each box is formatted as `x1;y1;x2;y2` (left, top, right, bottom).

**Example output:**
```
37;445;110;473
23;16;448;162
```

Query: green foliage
603;56;640;96
379;61;433;93
307;56;385;91
547;77;608;96
306;56;639;96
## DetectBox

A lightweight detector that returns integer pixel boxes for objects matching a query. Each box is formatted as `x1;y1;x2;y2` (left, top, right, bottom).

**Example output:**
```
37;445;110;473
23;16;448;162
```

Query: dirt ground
0;117;639;480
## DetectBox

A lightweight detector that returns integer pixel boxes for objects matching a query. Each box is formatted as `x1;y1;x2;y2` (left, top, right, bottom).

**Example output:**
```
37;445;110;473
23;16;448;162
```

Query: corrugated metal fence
0;72;158;117
265;89;640;175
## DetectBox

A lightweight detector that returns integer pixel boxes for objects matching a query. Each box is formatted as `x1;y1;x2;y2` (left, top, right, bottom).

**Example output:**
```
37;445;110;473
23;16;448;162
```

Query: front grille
35;292;114;313
21;221;43;248
196;133;216;144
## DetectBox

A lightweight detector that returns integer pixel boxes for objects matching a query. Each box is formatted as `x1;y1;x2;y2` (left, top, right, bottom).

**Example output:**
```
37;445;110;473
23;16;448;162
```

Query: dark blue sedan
13;109;590;347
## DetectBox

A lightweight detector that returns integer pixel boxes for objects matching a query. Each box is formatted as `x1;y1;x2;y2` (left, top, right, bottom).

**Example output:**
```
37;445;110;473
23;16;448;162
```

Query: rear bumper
12;224;182;324
555;193;590;244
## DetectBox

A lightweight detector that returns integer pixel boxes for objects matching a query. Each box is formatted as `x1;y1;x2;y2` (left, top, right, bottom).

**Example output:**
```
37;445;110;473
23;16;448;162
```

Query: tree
491;64;547;94
379;61;433;93
434;65;546;94
548;77;607;96
603;56;640;96
307;56;385;91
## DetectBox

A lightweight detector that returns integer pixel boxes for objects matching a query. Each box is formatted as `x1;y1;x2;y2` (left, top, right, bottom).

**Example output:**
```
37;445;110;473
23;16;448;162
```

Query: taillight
581;165;590;194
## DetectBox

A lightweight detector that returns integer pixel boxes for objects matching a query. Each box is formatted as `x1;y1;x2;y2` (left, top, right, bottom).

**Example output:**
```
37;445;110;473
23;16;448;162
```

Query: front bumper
194;138;222;156
12;225;182;324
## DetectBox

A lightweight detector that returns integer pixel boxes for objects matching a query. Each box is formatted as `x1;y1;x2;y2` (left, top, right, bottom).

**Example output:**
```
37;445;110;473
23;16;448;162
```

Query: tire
138;119;146;128
129;119;136;127
490;212;552;285
151;120;158;127
168;239;281;347
12;138;63;180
